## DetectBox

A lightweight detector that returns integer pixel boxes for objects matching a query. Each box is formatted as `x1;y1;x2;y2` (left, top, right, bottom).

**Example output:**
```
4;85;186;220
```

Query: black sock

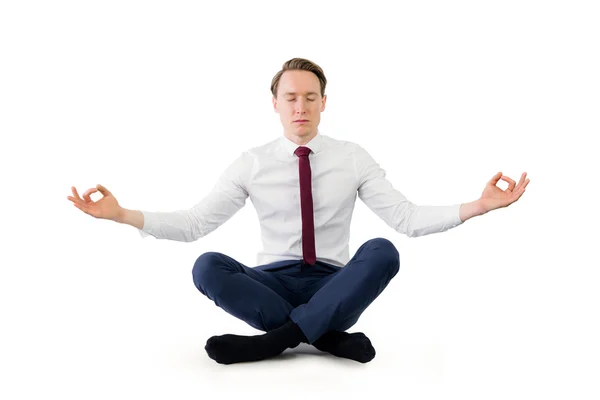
205;319;308;364
312;330;376;363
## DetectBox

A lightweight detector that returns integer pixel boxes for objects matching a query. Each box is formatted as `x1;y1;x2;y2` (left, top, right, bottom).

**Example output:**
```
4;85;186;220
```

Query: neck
284;130;317;146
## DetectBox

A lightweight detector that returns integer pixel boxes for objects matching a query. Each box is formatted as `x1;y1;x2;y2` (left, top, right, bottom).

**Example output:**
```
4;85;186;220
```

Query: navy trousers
191;237;400;344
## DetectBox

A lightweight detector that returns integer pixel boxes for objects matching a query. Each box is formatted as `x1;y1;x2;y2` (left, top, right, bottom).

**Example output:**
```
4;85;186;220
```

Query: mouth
294;120;309;124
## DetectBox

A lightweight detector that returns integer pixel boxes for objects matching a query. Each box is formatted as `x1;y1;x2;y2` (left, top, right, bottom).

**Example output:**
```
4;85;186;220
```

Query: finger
516;178;530;193
73;201;89;214
488;172;502;186
70;187;86;205
96;184;112;196
513;186;527;200
82;188;98;203
514;172;527;191
71;186;83;201
501;176;516;192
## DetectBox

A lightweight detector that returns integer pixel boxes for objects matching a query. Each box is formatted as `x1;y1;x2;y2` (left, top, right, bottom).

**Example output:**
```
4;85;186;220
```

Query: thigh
297;239;399;304
193;252;300;306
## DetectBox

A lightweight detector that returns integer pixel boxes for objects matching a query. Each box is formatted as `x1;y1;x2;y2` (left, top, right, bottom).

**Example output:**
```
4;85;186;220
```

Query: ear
320;94;327;112
272;97;279;113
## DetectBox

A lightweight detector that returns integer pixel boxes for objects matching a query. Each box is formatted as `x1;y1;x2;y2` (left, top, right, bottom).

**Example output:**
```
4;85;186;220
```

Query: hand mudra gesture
67;184;123;221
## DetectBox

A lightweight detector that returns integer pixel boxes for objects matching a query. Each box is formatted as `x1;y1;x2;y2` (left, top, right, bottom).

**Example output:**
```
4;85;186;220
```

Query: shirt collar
280;130;323;157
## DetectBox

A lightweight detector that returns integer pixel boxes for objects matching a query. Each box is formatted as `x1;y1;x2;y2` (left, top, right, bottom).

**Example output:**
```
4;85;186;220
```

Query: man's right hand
67;184;123;222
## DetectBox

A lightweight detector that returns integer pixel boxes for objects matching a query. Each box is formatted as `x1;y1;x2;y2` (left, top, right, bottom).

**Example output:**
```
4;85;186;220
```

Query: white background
1;0;598;399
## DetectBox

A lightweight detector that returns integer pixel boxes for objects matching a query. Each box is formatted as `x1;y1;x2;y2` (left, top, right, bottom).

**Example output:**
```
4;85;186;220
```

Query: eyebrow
283;91;319;96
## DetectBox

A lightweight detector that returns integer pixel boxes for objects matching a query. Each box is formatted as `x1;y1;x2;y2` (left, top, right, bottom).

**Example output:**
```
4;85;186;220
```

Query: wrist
115;207;127;223
474;199;488;215
460;200;487;222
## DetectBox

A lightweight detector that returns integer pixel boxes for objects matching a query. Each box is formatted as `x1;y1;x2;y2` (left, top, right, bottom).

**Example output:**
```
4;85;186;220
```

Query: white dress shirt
138;131;464;267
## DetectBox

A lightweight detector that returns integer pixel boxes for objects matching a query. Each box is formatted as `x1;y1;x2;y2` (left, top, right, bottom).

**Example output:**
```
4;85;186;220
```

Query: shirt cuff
137;211;153;238
454;203;464;225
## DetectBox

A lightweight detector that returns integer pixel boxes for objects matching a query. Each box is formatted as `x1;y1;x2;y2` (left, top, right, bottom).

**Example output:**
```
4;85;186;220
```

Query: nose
294;99;308;115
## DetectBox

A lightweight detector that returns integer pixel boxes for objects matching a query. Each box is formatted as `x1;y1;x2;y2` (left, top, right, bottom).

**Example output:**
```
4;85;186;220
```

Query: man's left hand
479;172;530;213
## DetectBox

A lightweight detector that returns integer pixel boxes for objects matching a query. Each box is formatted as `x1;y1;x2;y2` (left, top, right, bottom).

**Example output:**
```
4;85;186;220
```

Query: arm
355;144;465;238
459;200;487;222
116;208;144;229
130;151;253;242
355;144;529;234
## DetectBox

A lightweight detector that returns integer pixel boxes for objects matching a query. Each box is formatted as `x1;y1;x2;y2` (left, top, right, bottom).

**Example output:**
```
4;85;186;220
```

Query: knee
191;251;223;290
367;237;400;274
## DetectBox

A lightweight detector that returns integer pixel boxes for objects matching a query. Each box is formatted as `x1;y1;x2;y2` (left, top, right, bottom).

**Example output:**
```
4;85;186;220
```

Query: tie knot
294;146;311;157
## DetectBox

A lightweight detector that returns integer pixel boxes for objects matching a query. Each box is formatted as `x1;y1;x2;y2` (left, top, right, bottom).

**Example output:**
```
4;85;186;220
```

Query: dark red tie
294;146;316;265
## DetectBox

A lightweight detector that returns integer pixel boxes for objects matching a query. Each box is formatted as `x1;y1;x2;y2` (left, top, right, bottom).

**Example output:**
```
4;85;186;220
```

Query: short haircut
270;58;327;98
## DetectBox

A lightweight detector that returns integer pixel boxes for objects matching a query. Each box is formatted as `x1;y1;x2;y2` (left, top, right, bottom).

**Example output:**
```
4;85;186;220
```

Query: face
272;70;327;145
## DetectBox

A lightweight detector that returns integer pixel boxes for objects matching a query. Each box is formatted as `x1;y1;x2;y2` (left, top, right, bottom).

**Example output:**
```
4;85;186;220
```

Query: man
67;58;530;365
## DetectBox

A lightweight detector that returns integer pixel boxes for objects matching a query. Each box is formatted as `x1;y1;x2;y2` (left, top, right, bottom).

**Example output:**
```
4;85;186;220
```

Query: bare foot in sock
312;331;376;363
205;320;306;364
205;333;287;364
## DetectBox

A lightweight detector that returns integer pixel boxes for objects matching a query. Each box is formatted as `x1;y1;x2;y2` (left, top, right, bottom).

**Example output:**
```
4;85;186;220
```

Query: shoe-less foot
312;331;376;363
205;320;307;364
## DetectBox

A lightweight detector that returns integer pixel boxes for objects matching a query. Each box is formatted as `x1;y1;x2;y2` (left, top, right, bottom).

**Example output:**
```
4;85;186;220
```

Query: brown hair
270;58;327;98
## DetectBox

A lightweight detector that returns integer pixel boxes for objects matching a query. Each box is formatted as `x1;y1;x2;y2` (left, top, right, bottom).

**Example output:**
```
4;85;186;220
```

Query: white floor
3;228;599;400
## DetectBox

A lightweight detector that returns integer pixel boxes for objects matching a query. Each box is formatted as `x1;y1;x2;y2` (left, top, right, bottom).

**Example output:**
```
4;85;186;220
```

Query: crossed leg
192;255;297;332
192;238;400;364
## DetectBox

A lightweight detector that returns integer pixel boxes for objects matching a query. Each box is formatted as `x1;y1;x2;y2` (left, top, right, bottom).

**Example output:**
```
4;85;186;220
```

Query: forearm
459;200;486;222
115;207;144;229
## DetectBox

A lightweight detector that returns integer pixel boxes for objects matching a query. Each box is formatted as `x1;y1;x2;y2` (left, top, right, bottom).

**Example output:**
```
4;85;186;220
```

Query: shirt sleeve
354;144;463;238
137;151;252;242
